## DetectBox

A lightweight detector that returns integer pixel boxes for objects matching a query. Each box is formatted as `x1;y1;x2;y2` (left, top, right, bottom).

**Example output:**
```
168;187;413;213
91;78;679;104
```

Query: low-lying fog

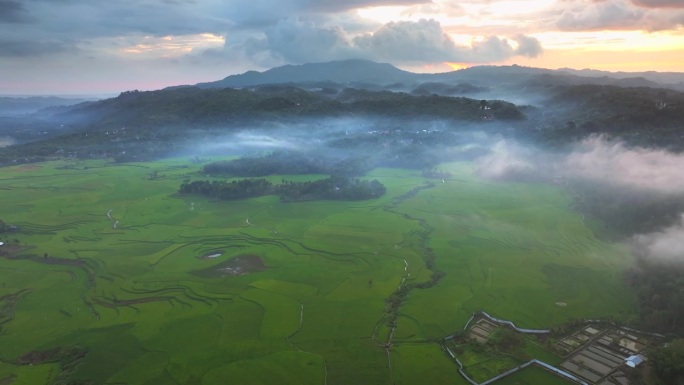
474;135;684;264
183;119;684;265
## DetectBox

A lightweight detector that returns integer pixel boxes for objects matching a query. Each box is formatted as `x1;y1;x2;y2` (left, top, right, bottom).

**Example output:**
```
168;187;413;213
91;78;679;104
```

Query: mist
472;134;684;263
472;139;543;181
632;215;684;264
185;117;684;266
564;136;684;195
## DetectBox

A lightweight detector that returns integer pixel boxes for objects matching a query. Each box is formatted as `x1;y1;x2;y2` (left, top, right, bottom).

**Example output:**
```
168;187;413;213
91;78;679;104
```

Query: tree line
179;176;386;202
203;151;369;177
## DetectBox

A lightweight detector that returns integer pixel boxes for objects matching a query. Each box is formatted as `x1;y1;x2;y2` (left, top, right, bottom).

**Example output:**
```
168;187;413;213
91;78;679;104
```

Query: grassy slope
0;159;635;384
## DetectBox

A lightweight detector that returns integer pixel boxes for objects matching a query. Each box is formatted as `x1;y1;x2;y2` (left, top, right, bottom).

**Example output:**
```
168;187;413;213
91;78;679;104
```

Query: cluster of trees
625;258;684;335
335;89;524;121
568;182;684;239
179;178;272;200
203;151;369;177
277;176;385;202
651;339;684;384
0;219;17;233
179;176;385;202
535;85;684;151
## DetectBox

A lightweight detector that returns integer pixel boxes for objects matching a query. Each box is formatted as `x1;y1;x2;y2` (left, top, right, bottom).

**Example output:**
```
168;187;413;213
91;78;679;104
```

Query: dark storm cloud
0;0;31;23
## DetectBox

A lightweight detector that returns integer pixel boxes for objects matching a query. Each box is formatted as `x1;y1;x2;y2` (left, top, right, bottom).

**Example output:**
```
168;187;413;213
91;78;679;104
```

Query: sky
1;0;683;95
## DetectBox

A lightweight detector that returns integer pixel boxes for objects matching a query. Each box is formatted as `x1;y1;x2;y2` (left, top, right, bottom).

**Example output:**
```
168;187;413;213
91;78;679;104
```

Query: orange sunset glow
444;62;471;71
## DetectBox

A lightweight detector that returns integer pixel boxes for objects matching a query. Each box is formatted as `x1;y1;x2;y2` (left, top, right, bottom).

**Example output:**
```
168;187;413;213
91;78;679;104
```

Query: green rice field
0;158;636;384
494;365;576;385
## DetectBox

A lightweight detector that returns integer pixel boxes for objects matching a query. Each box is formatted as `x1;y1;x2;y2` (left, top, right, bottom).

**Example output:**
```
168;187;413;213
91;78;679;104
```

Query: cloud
633;215;684;263
224;17;544;66
262;18;355;63
10;0;231;39
556;1;644;31
0;39;78;57
513;34;544;57
0;0;31;23
554;0;684;31
630;0;684;8
197;0;429;30
0;0;549;93
472;136;684;197
353;19;461;62
305;0;430;13
471;136;684;253
473;140;541;181
398;2;466;18
563;136;684;195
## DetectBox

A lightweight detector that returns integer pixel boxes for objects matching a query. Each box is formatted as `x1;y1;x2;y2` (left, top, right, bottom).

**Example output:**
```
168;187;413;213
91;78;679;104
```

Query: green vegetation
0;158;637;384
0;84;528;165
179;175;386;201
203;151;369;177
536;85;684;150
0;219;15;233
626;259;684;334
445;327;564;383
494;365;576;385
651;339;684;384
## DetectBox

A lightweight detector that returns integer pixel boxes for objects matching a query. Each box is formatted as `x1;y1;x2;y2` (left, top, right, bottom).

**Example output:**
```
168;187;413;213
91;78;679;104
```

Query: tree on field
652;339;684;384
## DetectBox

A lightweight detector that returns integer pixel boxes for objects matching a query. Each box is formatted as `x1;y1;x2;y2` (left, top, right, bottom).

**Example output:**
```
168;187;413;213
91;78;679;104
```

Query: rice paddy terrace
0;158;636;384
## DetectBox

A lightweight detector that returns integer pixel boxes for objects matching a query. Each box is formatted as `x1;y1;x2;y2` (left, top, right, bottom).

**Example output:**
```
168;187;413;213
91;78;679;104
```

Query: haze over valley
2;1;684;384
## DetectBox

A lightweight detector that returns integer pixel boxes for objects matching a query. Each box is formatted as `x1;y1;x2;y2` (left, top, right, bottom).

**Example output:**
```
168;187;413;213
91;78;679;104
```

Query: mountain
190;60;684;93
195;59;421;89
0;96;94;116
3;60;684;166
560;68;684;87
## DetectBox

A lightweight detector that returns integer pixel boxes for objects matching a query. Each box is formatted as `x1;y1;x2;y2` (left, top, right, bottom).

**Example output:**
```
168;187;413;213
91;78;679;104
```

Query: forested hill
54;85;525;128
536;84;684;149
0;85;524;165
194;59;418;88
186;60;684;91
1;75;684;165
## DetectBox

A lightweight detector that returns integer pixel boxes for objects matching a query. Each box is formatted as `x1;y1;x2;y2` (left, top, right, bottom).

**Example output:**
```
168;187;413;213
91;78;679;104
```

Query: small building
625;354;646;368
0;241;4;247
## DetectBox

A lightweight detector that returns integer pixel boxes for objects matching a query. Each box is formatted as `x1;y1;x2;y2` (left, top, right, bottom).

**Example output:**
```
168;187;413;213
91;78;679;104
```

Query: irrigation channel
366;181;447;382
